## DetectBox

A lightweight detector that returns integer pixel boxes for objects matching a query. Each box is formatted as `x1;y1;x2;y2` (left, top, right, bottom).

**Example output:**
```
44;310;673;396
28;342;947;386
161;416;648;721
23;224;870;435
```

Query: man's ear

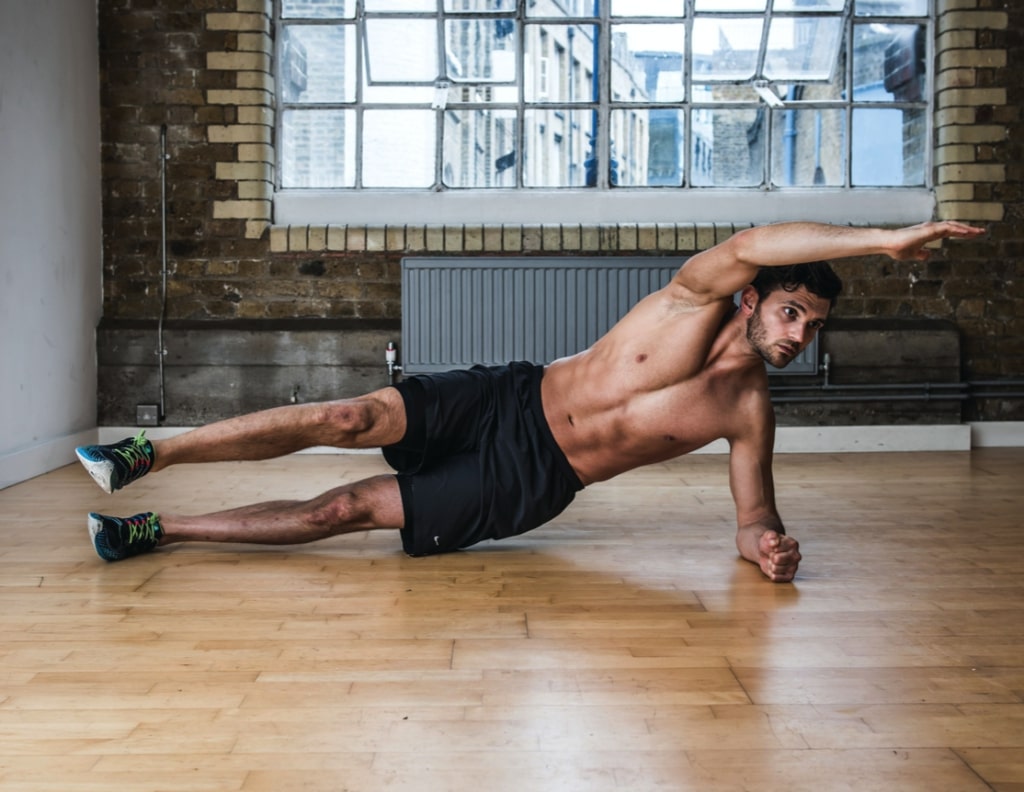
739;285;759;316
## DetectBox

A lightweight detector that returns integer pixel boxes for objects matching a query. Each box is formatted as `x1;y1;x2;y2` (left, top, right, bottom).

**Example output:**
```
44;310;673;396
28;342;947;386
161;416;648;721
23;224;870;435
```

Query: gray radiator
399;257;817;375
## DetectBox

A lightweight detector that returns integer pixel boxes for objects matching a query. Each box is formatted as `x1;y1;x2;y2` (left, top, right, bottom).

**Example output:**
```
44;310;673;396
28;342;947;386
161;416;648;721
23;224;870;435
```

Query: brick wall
98;0;1023;424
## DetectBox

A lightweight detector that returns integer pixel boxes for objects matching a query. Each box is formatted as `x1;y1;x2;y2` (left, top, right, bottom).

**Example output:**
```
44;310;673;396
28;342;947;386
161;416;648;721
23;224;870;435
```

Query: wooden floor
2;449;1024;791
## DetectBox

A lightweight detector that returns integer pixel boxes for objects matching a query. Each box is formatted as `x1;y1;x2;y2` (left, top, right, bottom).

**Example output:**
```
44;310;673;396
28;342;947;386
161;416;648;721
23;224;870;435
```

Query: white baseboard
4;422;1019;491
3;422;1016;491
969;421;1024;448
692;424;972;454
0;428;99;490
781;424;972;452
96;422;1021;456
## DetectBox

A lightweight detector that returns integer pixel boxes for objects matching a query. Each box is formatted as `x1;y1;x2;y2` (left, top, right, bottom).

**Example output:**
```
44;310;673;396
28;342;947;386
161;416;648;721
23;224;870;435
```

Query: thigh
395;447;578;557
396;453;491;556
419;367;499;457
385;366;497;473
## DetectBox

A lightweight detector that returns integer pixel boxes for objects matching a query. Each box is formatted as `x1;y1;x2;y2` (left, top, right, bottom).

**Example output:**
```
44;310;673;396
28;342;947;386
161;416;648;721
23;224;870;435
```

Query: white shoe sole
76;451;114;494
87;513;104;542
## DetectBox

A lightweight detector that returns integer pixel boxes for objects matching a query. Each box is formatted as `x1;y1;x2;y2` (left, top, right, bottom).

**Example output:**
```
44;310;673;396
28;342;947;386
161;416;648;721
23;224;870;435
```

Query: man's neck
705;311;763;374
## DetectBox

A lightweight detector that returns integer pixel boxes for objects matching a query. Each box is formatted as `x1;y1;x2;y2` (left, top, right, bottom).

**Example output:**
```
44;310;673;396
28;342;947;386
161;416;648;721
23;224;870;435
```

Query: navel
663;434;677;443
567;414;575;426
636;353;648;363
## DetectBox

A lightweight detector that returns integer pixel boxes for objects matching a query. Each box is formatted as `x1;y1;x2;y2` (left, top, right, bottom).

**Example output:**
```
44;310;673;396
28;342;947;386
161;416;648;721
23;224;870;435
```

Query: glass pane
281;0;353;19
611;25;685;103
443;108;518;187
362;110;436;187
362;81;435;103
764;17;843;81
692;83;761;102
611;0;685;15
855;0;927;16
280;24;356;104
444;83;518;103
852;107;926;186
525;24;597;103
774;0;844;10
281;109;355;188
769;36;845;102
854;24;925;102
695;0;767;11
523;108;595;187
446;19;517;83
770;108;845;186
690;107;765;186
528;0;596;16
691;18;763;81
365;0;435;11
365;18;437;83
444;0;513;11
611;108;685;186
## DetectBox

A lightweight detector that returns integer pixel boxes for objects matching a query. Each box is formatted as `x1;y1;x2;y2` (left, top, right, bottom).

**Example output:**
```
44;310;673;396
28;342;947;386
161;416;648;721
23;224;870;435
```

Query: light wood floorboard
1;449;1023;791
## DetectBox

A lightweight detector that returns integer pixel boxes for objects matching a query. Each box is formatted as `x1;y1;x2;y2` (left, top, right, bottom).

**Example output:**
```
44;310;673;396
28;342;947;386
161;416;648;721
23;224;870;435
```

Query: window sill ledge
274;188;936;233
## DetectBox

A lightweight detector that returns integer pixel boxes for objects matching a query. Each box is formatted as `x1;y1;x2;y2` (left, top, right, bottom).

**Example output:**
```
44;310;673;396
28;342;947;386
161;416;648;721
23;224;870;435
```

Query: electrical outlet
136;404;160;427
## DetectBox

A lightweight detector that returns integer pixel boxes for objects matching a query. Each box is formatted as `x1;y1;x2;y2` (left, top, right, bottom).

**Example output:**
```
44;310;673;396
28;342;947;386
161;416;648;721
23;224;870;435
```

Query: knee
307;476;401;534
309;488;369;532
319;399;375;437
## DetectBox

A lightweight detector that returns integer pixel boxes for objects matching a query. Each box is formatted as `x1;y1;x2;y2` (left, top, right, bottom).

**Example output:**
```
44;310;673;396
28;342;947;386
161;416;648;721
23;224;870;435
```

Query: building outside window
275;0;932;223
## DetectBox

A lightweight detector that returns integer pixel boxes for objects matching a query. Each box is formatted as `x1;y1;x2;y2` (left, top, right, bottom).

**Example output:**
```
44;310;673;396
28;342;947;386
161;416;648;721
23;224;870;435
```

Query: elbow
728;227;762;268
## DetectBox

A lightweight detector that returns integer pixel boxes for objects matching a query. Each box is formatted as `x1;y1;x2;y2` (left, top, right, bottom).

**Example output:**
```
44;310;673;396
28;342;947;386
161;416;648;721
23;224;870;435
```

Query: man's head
750;261;843;310
741;262;842;369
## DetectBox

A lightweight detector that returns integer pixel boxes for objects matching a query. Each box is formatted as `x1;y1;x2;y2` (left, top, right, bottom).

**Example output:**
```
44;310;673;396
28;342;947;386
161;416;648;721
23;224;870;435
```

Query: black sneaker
88;512;162;562
76;432;154;494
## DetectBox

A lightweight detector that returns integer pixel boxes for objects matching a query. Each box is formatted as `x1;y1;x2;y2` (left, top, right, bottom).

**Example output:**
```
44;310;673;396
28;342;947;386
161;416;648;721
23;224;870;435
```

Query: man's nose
789;325;814;346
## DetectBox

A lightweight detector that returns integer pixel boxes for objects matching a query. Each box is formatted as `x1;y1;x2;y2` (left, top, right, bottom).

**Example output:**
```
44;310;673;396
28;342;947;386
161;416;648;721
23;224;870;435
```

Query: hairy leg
150;388;406;472
157;474;404;547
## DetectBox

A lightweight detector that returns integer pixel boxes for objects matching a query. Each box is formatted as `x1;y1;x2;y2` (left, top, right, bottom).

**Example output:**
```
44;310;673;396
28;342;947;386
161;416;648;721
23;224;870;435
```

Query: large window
275;0;933;223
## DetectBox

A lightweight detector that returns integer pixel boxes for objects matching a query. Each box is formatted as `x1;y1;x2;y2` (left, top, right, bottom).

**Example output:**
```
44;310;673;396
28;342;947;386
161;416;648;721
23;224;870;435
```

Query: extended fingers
941;220;985;237
897;221;985;260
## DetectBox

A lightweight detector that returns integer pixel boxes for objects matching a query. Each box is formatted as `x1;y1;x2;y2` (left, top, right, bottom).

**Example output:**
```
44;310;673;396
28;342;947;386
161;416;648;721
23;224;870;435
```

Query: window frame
272;0;936;226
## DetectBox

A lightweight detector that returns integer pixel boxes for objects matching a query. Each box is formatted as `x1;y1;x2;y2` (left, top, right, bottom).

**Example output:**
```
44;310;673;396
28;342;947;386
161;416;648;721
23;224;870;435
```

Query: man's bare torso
541;285;770;485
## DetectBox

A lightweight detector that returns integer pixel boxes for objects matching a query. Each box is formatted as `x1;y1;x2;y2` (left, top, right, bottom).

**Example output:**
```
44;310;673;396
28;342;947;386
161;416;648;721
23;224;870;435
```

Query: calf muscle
151;388;406;469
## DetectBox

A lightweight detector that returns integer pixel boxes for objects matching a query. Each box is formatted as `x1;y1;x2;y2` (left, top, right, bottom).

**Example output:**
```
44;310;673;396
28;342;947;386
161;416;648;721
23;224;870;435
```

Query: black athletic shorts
382;362;584;557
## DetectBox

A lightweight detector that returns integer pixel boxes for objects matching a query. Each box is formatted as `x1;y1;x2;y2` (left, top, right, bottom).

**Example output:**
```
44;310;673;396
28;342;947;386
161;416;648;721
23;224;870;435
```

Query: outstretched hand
887;220;985;261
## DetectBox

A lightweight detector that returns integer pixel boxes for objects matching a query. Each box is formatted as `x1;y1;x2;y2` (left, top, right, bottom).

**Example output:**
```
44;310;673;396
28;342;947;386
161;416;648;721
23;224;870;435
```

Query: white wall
0;1;102;488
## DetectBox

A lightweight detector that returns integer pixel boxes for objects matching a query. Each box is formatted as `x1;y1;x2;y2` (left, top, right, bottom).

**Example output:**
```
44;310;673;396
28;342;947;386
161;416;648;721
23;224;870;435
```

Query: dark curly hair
750;261;843;310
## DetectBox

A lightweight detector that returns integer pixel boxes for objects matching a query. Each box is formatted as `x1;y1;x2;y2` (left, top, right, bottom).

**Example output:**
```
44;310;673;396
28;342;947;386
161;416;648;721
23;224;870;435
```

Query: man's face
745;286;831;369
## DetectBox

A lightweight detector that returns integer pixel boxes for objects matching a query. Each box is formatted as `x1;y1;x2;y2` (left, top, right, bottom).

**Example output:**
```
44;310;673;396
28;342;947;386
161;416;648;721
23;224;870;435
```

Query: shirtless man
77;220;984;582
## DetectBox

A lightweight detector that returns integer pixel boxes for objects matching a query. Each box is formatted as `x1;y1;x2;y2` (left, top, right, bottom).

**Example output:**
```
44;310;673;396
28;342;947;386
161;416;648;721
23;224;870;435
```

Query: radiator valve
386;341;402;381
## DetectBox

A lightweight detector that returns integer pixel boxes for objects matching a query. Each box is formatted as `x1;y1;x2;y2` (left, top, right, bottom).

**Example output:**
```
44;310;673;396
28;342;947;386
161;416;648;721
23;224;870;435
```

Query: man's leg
77;387;408;492
89;474;404;561
151;388;407;471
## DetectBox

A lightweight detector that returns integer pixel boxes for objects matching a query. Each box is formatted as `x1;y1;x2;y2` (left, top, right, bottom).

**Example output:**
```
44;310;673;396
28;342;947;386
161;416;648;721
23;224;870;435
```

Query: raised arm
674;220;985;304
